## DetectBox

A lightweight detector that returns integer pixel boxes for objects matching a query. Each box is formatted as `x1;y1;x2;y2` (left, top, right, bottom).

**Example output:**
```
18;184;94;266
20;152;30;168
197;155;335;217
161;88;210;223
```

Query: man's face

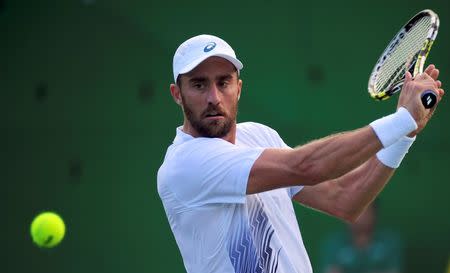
176;57;242;138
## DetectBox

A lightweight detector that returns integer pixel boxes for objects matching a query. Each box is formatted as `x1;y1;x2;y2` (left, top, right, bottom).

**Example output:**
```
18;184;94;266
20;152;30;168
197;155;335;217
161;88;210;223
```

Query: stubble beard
181;97;237;138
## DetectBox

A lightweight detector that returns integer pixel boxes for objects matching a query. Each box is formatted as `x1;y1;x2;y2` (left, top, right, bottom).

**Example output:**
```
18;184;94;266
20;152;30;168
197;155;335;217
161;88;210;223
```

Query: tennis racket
368;9;440;109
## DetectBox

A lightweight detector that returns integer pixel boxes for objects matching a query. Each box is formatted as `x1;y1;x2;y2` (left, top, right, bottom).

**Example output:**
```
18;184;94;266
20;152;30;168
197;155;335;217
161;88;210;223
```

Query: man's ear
237;79;242;100
170;83;182;106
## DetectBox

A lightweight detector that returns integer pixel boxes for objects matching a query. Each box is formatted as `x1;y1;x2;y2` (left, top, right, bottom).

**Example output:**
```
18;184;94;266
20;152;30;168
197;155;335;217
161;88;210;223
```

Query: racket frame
368;9;440;101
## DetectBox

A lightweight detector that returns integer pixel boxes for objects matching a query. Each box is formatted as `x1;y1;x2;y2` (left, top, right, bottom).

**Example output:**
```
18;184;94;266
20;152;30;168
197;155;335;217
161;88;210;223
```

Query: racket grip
421;90;437;109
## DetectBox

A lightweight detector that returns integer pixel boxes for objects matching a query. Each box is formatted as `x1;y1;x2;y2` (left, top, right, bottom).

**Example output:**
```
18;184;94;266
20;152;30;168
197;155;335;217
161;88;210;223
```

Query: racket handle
421;90;437;109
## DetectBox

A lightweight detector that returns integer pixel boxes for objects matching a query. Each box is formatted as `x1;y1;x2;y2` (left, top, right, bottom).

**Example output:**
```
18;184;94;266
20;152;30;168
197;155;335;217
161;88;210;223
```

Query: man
157;34;444;273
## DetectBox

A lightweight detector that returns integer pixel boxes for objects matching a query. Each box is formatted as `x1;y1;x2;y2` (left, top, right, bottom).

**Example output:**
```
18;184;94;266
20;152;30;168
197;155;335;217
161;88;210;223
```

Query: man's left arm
293;155;395;222
294;64;444;222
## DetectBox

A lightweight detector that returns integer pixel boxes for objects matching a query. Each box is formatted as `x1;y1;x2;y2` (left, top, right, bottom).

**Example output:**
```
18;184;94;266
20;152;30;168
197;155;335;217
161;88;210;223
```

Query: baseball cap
172;34;244;82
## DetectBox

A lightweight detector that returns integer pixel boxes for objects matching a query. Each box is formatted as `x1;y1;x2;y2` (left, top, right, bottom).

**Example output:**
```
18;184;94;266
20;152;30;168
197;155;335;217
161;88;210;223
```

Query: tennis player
157;34;444;273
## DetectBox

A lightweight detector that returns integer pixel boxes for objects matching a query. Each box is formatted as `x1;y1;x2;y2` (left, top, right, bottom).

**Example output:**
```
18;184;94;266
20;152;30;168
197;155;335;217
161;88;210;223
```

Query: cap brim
178;53;243;76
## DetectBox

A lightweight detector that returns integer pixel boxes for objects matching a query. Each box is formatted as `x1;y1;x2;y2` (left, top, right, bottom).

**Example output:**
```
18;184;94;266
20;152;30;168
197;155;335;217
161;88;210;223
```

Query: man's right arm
247;71;440;195
247;125;382;194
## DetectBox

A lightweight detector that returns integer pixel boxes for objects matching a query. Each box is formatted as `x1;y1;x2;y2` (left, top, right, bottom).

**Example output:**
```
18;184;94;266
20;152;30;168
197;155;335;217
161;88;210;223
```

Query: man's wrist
376;135;416;168
370;107;418;148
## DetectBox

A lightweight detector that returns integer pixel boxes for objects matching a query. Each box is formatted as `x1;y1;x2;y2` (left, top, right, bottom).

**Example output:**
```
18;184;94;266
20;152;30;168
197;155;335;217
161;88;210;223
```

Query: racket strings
375;16;432;92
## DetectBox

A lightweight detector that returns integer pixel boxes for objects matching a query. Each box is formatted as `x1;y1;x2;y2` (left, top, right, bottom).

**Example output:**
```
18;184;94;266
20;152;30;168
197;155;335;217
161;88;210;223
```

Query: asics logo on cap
203;42;216;52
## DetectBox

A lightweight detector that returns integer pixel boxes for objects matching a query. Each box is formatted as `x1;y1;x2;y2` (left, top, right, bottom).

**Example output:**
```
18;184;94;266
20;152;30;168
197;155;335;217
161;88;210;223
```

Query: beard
181;97;237;138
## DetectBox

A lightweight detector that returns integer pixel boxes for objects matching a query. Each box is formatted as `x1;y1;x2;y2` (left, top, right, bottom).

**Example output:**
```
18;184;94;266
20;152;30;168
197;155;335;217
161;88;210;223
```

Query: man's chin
198;122;231;138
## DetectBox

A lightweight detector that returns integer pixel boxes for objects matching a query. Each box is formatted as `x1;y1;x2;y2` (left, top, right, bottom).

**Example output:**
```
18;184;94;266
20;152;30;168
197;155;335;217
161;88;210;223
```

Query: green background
2;0;449;272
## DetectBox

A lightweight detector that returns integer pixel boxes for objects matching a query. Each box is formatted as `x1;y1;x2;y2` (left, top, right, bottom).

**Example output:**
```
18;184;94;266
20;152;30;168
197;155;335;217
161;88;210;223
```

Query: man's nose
206;84;221;105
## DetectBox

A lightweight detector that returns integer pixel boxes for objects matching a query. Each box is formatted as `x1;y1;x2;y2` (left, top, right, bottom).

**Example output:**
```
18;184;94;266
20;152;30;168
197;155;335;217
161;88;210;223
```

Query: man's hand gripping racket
399;66;444;136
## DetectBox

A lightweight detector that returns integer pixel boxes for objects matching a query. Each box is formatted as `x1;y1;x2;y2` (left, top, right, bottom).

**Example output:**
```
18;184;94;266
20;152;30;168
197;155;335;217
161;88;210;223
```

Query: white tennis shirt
157;122;313;273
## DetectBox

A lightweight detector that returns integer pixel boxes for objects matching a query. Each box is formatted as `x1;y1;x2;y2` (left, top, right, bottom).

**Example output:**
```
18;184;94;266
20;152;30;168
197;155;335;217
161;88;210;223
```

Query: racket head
368;9;439;101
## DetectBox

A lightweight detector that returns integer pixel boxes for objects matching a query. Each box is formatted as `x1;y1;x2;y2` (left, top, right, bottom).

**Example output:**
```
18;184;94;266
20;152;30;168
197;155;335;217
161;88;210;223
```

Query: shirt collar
173;126;195;145
173;124;242;145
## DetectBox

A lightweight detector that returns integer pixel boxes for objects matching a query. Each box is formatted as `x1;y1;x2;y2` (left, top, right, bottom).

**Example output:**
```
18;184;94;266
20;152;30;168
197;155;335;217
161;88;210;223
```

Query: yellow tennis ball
30;212;66;248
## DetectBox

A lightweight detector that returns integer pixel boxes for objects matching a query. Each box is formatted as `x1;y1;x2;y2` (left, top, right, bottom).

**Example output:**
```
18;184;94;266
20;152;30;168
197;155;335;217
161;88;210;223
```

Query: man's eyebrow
217;74;233;81
188;72;235;83
188;77;207;83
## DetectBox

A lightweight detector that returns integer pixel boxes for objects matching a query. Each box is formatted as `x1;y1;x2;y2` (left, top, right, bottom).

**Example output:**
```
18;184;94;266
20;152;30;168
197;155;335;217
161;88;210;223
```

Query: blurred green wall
2;0;449;272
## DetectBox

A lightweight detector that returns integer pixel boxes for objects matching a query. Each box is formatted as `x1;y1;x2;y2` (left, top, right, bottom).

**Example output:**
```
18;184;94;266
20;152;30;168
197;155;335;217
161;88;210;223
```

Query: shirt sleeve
288;186;303;198
167;138;264;207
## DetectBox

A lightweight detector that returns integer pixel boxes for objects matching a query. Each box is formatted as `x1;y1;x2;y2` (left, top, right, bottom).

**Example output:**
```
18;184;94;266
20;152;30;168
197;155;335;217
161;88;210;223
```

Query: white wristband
370;107;418;148
376;135;416;168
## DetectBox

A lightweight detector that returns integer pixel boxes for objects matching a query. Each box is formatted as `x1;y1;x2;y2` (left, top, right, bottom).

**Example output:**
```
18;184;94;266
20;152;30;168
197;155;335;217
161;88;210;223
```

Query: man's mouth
205;111;223;117
204;111;224;119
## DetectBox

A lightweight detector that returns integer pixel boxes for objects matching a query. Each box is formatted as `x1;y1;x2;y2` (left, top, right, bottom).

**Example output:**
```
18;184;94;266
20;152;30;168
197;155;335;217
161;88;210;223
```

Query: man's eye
219;81;229;87
193;83;204;89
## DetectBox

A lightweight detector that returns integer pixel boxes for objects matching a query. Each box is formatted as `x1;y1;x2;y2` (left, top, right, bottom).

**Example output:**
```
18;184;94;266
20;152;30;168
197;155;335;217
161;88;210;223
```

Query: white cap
172;34;243;82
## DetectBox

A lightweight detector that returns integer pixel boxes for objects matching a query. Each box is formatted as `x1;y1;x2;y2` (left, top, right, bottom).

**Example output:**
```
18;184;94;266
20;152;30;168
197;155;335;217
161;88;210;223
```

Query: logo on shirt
204;42;216;52
228;198;281;273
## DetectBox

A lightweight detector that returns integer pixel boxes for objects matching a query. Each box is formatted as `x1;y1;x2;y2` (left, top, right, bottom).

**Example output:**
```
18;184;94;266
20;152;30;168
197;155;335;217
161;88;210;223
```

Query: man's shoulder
237;122;281;140
163;137;234;165
237;121;278;134
157;137;235;197
237;122;285;148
